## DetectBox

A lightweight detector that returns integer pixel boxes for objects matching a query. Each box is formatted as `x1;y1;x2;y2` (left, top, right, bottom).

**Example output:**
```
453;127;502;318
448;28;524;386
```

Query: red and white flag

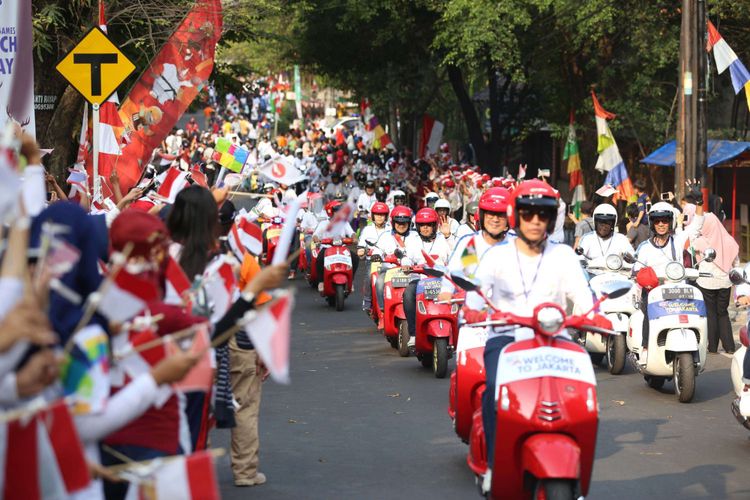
97;269;160;323
227;216;263;259
164;256;192;307
418;114;444;158
258;156;306;186
244;291;294;384
148;450;220;499
202;256;238;323
44;237;81;278
324;202;354;234
167;325;213;393
0;401;91;499
156;167;190;204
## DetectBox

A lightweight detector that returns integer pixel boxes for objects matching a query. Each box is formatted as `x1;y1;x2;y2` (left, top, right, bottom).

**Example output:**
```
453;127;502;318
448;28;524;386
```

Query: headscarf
29;202;108;344
692;212;739;272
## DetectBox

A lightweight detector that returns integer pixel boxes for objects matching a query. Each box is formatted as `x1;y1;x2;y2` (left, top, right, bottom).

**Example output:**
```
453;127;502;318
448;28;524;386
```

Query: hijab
692;212;739;272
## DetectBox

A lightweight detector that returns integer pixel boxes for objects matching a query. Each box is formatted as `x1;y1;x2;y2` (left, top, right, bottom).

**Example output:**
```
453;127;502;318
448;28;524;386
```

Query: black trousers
404;280;418;337
698;285;735;353
482;335;515;467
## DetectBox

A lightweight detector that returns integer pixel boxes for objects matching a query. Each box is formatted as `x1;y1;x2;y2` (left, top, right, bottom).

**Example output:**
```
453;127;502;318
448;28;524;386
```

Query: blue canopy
640;140;750;168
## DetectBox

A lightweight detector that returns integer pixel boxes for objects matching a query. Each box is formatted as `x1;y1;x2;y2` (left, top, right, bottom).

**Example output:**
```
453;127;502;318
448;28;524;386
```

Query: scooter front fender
664;328;699;352
426;318;453;339
332;273;349;286
521;433;581;480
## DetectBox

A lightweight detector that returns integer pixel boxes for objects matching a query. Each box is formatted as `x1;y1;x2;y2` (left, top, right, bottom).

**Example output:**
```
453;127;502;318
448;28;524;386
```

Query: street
213;274;750;499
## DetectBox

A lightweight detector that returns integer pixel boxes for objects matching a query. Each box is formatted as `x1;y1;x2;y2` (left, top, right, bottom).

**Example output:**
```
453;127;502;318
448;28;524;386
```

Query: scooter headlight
536;306;565;335
665;261;686;281
333;239;343;246
451;303;460;314
606;254;623;271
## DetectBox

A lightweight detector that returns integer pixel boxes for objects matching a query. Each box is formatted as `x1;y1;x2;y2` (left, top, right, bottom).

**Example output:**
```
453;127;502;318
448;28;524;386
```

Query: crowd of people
1;81;747;498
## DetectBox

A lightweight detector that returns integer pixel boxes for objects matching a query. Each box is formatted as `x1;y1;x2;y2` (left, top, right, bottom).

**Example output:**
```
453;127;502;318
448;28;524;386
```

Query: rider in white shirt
357;202;391;312
434;198;460;246
464;180;600;487
356;180;378;216
577;203;634;264
455;202;479;240
312;201;357;287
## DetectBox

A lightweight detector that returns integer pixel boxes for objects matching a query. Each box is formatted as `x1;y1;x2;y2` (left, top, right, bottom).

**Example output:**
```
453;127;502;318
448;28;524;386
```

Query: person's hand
16;349;59;397
0;297;57;352
439;215;451;237
45;174;58;189
437;291;452;302
245;264;287;296
686;179;703;204
256;355;270;382
150;351;200;385
122;187;144;203
88;461;124;483
109;168;119;187
737;296;750;307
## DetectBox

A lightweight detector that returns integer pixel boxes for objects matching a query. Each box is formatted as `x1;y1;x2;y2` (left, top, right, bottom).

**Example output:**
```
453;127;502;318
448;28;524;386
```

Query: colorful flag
227;216;263;259
245;292;294;384
97;269;160;323
564;115;586;218
116;0;223;191
258;156;306;186
156;166;190;203
592;91;635;202
707;21;750;111
419;115;444;158
213;137;249;173
60;325;110;414
460;236;479;270
372;124;393;150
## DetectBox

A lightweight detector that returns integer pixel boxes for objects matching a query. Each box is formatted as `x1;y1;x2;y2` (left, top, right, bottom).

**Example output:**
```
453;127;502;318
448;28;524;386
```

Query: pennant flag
117;327;168;376
419;115;444;158
60;325;110;414
245;292;294;384
116;0;223;191
164;256;192;307
167;324;213;393
707;21;750;111
214;137;249;173
202;256;238;323
97;269;160;323
258;156;307;186
592;91;635;202
227;216;263;259
372;124;393;150
564;115;586;218
75;105;90;167
460;236;479;270
156;166;190;204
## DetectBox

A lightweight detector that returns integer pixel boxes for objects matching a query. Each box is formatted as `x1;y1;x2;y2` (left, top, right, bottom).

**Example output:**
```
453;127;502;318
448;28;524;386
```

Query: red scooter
379;263;411;352
448;323;486;444
413;273;462;378
451;272;626;499
262;216;284;265
318;237;354;311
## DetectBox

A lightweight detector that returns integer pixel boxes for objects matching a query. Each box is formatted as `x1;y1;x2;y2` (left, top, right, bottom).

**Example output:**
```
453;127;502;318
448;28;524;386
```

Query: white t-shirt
403;232;451;266
313;220;355;242
577;232;634;261
358;224;392;256
455;222;476;240
440;232;502;294
356;192;377;214
633;215;704;276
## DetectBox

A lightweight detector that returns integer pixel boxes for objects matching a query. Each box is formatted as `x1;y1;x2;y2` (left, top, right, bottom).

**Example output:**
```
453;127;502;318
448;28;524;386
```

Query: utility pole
696;0;708;201
677;0;698;201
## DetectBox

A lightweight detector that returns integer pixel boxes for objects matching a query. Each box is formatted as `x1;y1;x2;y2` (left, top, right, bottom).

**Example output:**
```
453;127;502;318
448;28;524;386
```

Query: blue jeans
482;335;515;468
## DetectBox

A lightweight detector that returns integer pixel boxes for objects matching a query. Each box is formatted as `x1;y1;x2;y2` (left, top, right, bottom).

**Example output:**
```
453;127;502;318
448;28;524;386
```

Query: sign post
55;27;135;200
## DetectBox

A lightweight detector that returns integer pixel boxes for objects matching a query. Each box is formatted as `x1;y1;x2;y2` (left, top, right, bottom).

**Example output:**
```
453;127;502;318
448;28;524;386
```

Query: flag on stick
592;91;635;202
244;292;294;384
564;114;586;218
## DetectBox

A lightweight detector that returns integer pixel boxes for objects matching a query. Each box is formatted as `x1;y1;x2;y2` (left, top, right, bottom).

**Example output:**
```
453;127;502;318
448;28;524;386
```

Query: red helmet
444;179;456;188
325;200;343;217
390;205;412;225
479;187;510;213
508;179;559;233
370;202;389;217
415;208;439;224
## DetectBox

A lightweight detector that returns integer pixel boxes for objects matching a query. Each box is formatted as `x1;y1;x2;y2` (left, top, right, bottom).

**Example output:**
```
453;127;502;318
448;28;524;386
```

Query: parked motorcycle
728;267;750;429
451;271;627;499
624;251;715;403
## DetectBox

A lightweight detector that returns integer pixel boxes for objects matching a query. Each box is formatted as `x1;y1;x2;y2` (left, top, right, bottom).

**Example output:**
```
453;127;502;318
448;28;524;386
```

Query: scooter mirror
729;267;748;285
702;247;716;263
394;248;404;259
450;272;481;292
365;239;376;246
621;252;636;265
575;247;584;256
602;281;632;299
422;265;446;278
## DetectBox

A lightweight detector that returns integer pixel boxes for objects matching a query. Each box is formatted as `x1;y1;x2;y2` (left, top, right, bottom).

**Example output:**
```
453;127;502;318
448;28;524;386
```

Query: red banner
116;0;222;190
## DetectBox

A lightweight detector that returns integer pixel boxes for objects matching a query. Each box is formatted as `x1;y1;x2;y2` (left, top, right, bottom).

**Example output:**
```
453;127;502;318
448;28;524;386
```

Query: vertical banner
294;65;302;120
116;0;223;190
0;0;36;136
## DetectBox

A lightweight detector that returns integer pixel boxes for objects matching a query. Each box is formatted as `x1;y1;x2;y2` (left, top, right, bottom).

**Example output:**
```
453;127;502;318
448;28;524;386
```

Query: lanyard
651;236;676;261
596;234;613;257
515;244;545;302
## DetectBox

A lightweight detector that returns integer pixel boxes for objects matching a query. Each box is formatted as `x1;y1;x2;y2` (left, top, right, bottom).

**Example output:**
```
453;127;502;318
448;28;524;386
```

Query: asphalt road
212;272;750;499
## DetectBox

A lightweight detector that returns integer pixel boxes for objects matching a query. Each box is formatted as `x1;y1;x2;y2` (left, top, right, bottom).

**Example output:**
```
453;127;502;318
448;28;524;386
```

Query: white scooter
624;252;715;403
728;267;750;429
576;251;637;374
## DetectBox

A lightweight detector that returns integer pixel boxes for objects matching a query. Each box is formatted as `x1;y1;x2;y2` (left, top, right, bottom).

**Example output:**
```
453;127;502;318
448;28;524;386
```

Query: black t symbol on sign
73;53;118;96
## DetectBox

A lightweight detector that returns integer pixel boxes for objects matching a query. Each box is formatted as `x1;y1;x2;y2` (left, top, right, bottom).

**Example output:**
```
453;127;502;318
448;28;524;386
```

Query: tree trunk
42;87;84;180
486;59;502;176
447;64;488;169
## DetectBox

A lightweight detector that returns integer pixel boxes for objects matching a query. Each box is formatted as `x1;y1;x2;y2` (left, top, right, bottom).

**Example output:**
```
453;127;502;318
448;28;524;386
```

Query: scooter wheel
335;284;345;311
674;352;696;403
607;335;627;375
397;321;410;357
433;338;449;379
532;479;576;500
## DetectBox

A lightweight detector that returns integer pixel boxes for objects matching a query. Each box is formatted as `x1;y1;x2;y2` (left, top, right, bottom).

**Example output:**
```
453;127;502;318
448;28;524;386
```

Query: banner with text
0;0;36;136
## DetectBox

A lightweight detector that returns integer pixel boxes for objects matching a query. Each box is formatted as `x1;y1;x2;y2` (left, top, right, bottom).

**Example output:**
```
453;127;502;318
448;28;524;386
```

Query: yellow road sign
56;26;136;105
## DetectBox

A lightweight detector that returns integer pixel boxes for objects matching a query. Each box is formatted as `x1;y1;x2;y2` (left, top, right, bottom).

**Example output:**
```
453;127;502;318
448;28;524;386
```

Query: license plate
662;287;694;300
391;276;409;288
421;279;442;300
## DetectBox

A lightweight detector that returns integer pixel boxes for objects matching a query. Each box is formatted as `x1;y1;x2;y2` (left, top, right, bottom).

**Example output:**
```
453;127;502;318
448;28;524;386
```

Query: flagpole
92;103;101;201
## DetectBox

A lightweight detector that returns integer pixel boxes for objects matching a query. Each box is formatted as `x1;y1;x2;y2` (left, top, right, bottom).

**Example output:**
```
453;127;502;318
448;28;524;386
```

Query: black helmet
375;186;387;202
365;180;376;190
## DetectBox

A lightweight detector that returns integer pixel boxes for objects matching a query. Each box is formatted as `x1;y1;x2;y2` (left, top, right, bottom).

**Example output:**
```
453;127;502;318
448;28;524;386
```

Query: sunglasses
652;217;671;225
518;208;553;223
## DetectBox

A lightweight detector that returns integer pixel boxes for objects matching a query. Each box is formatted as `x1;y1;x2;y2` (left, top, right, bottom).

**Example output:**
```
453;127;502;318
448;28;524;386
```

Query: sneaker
318;282;324;293
288;270;296;280
408;336;415;348
235;472;267;487
481;470;492;494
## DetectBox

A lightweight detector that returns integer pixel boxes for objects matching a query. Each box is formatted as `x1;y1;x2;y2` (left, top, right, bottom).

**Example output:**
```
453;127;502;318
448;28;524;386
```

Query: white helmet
434;198;451;211
648;201;677;230
424;192;439;202
593;203;618;227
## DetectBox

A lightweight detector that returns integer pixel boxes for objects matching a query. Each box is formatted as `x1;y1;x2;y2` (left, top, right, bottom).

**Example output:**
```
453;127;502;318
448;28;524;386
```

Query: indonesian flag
97;269;160;323
67;167;89;200
244;291;294;384
164;256;192;307
258;156;306;186
75;105;90;166
418;114;444;158
167;325;213;393
202;256;238;323
227;216;263;259
324;202;353;234
149;451;220;499
0;401;91;498
156;167;190;204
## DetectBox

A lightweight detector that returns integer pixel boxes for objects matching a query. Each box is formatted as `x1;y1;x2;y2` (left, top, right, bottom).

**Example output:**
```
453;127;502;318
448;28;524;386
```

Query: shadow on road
592;464;738;499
